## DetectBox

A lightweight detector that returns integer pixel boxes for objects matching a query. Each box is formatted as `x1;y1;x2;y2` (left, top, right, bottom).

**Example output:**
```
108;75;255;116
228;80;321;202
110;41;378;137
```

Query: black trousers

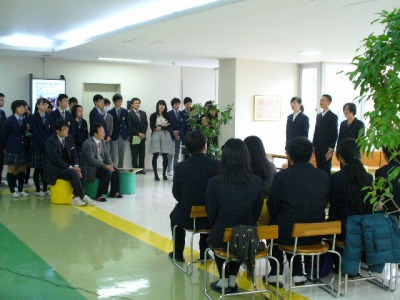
131;139;146;169
171;224;209;256
314;148;332;175
0;142;4;182
215;256;240;279
95;167;120;198
269;245;303;276
56;168;86;199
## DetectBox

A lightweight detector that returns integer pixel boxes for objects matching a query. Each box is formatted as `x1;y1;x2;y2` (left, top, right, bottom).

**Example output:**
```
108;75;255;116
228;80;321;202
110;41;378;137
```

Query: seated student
375;146;400;217
43;119;95;206
169;131;220;262
80;123;122;202
3;100;30;197
267;137;329;286
206;138;264;293
329;138;373;239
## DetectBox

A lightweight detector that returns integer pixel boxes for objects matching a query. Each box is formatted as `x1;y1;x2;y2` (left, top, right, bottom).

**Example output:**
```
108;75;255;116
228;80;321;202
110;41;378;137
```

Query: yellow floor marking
76;205;309;299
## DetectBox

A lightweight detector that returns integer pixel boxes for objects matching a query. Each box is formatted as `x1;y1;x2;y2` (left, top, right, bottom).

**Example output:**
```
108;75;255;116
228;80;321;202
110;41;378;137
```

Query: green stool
119;168;138;194
85;178;100;199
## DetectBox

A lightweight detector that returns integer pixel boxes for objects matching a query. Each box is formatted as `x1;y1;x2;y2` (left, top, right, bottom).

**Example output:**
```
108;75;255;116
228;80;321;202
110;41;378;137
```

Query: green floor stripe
0;223;86;299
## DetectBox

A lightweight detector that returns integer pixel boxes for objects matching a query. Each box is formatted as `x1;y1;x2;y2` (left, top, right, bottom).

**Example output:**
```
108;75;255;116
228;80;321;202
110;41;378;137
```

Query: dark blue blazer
168;109;185;141
43;134;79;185
286;112;309;143
28;113;52;152
73;118;89;151
108;107;130;141
312;110;338;152
0;110;7;142
49;109;76;137
89;107;109;138
2;115;29;154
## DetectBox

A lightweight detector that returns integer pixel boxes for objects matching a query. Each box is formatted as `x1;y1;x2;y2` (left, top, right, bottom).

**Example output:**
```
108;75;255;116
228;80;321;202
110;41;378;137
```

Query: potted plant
188;101;233;157
347;8;400;213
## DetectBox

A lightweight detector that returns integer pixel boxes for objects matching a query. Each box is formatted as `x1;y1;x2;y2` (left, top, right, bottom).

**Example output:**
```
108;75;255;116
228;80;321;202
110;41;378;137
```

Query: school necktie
61;138;65;148
98;142;102;156
135;111;141;121
117;109;120;118
18;117;23;127
61;111;66;120
175;110;178;119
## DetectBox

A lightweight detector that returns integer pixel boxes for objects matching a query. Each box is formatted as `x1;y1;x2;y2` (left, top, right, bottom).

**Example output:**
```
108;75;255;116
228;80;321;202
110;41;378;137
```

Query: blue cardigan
343;213;400;275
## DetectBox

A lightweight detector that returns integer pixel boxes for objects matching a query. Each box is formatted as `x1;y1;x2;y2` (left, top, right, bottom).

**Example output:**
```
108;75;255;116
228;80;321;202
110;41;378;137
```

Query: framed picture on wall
31;78;66;109
254;95;281;121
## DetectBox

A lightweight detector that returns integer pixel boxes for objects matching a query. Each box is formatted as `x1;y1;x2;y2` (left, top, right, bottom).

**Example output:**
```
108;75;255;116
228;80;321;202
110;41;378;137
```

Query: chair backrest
223;225;279;243
190;206;207;218
292;221;341;237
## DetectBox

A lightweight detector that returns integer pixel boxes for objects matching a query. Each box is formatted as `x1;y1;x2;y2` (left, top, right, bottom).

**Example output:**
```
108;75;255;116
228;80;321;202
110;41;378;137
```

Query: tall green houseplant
188;101;233;157
347;8;400;213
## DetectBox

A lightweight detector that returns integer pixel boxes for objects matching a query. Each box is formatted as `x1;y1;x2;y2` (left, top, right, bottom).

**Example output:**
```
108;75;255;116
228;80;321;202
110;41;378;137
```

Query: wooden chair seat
280;241;330;254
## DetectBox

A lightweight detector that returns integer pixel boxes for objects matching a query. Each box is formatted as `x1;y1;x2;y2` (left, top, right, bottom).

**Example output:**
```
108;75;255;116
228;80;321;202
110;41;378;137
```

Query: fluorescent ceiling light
97;57;151;63
57;0;219;48
298;50;322;56
0;34;54;48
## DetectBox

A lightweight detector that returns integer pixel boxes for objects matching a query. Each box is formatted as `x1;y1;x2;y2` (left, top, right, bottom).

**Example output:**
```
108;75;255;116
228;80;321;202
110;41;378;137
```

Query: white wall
0;55;217;171
219;58;299;154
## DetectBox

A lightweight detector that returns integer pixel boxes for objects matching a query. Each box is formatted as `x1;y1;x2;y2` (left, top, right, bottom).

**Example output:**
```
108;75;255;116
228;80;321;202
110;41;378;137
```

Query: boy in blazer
43;119;95;206
50;94;75;137
129;98;148;174
312;94;338;174
167;98;185;175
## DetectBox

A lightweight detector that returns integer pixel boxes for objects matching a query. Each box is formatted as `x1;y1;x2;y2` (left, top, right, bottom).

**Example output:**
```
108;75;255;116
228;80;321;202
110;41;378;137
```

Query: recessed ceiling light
298;50;322;56
97;57;151;63
0;34;54;48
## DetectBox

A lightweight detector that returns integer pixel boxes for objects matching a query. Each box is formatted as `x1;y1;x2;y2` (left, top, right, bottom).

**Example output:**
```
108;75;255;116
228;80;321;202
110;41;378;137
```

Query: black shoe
154;175;160;181
140;170;146;175
228;284;238;293
163;175;168;180
210;281;231;294
168;251;185;262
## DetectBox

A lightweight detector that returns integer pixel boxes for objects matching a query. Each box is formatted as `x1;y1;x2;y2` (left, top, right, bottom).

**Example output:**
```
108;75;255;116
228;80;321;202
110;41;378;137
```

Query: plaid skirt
4;152;28;166
31;151;45;168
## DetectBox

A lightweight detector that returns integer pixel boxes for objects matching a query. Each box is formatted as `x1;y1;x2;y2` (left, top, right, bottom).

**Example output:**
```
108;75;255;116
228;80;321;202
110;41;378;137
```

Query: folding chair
204;225;280;300
278;221;342;300
172;206;210;275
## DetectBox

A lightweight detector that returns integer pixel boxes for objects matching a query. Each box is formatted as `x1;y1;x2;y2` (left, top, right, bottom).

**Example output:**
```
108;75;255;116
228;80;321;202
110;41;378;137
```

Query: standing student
68;97;78;110
0;93;7;187
149;100;173;181
3;100;30;198
50;94;75;137
312;94;338;174
337;103;365;146
286;97;309;144
181;97;193;160
29;98;52;196
167;98;184;175
71;104;89;159
108;94;130;168
129;98;148;174
24;105;32;186
103;98;114;154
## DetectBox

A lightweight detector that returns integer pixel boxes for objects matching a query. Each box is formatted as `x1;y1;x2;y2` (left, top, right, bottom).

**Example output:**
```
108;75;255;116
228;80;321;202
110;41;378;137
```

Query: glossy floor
0;174;398;299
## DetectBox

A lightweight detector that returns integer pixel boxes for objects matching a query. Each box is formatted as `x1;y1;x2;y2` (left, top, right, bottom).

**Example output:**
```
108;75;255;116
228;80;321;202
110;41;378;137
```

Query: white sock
215;279;228;288
228;275;237;287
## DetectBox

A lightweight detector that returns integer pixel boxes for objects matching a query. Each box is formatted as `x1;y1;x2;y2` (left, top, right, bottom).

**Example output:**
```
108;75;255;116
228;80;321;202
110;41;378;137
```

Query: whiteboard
31;79;66;108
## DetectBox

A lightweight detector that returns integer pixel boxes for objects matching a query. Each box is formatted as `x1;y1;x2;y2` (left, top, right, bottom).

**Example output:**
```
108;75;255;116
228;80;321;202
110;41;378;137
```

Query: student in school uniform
71;104;89;159
50;94;75;137
28;98;53;196
2;100;30;198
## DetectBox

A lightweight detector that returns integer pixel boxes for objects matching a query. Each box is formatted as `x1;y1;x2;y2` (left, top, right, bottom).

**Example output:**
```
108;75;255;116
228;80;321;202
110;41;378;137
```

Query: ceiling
0;0;398;68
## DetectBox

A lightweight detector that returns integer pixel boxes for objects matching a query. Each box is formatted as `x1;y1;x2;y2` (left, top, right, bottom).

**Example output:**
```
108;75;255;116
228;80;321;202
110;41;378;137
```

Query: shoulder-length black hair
220;138;252;185
34;97;49;124
244;135;270;182
155;100;168;118
336;138;371;212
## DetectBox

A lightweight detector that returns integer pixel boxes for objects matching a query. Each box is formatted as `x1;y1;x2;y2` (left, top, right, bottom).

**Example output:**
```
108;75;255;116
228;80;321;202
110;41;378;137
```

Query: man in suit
89;94;111;142
267;137;330;286
129;97;148;174
43;119;95;206
50;94;75;137
80;123;122;202
286;96;309;144
0;93;7;186
169;131;220;262
108;94;130;168
312;94;338;174
181;97;192;160
167;97;185;176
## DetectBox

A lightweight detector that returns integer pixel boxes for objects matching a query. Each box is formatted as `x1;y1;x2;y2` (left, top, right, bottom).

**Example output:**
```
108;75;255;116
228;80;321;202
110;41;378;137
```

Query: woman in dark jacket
206;138;264;293
337;103;365;147
149;100;173;181
29;98;52;196
329;138;373;239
